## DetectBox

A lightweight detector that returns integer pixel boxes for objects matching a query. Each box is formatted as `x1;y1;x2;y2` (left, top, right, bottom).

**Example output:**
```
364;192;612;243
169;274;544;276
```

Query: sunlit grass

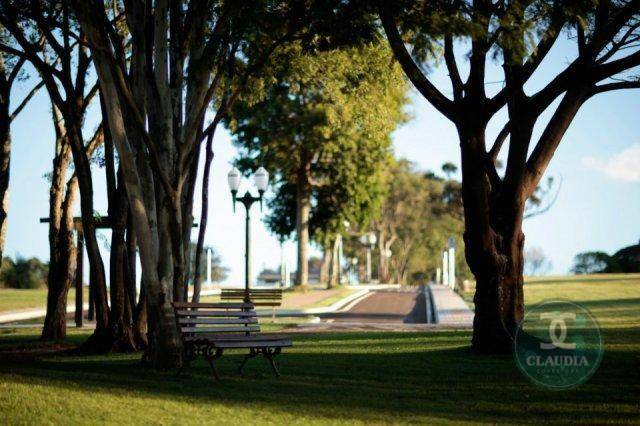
0;287;85;313
0;274;638;424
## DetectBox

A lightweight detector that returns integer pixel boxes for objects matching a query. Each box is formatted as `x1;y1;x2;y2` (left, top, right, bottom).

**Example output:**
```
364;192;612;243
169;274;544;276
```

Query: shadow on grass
1;330;638;424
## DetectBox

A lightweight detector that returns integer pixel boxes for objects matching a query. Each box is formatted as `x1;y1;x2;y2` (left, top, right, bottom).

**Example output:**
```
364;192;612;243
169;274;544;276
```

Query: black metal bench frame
173;302;291;380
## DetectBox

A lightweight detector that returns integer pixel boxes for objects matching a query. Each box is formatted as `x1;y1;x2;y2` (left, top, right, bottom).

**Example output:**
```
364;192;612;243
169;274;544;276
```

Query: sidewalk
428;284;474;327
0;287;222;325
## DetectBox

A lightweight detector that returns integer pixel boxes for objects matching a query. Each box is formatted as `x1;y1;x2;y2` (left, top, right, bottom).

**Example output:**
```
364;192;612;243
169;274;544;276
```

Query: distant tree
370;159;469;285
228;40;407;287
572;251;611;275
441;162;458;179
606;241;640;273
0;256;48;289
524;247;552;276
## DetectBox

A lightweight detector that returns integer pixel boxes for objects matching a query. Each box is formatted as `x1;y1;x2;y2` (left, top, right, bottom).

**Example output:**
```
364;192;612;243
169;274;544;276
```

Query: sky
4;36;640;286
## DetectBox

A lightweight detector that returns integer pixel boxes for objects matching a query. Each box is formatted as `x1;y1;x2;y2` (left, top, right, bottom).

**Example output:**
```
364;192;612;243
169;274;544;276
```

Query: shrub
0;256;48;289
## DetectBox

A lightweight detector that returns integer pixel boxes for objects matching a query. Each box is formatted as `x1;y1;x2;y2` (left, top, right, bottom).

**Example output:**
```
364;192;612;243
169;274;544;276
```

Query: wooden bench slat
181;326;260;333
220;297;281;300
212;340;292;349
175;310;257;317
184;333;289;342
173;302;254;309
178;317;258;325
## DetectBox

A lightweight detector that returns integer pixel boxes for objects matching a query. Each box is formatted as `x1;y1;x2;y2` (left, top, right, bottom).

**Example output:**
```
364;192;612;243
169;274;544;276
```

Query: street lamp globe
367;232;377;246
227;167;241;192
254;166;269;193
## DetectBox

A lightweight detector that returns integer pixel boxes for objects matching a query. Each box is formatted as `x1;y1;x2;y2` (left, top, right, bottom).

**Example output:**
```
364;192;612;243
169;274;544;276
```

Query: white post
448;246;455;289
436;267;441;284
442;250;449;287
279;243;285;288
365;248;372;283
206;248;212;285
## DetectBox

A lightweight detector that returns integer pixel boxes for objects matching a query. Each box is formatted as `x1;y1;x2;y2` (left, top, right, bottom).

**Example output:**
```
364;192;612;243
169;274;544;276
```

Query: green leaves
227;39;408;243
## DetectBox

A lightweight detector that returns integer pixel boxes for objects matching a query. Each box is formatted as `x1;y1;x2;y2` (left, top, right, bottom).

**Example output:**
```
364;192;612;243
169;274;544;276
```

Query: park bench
172;301;292;380
220;288;283;319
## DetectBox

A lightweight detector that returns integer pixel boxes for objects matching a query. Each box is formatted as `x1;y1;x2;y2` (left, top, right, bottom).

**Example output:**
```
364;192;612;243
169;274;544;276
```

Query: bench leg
206;348;224;381
177;345;194;377
263;347;282;377
238;348;258;375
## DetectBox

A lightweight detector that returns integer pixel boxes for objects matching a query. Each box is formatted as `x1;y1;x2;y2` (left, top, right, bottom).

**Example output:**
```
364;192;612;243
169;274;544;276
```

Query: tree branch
444;34;463;100
7;56;27;87
9;80;44;121
488;121;510;161
379;5;457;121
591;79;640;94
526;88;589;192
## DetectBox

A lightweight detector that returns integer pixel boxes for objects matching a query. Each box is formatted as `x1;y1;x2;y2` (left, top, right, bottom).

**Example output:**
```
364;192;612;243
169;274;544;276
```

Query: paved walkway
428;284;474;327
319;287;427;324
280;288;348;308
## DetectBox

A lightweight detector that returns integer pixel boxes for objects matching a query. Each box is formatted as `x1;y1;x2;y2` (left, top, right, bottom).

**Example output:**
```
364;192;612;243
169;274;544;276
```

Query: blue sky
4;36;639;285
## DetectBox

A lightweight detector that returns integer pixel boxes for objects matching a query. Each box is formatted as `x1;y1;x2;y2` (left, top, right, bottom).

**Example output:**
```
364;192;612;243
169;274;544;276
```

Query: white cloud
582;143;640;182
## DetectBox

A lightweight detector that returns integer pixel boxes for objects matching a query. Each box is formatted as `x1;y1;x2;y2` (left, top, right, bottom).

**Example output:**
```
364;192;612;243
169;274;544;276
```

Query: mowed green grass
0;287;85;313
1;275;639;425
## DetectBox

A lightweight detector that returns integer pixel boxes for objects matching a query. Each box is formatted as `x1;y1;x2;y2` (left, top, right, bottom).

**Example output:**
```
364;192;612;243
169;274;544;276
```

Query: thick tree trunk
0;107;10;263
319;247;330;286
103;99;136;352
42;177;78;341
133;276;148;349
0;59;10;263
65;122;110;352
329;234;341;288
42;112;76;342
458;125;525;353
108;174;137;352
295;156;311;287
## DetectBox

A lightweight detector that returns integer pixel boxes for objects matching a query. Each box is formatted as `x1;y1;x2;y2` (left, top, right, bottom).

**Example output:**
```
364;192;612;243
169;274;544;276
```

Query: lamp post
349;257;358;284
228;166;269;302
360;232;377;283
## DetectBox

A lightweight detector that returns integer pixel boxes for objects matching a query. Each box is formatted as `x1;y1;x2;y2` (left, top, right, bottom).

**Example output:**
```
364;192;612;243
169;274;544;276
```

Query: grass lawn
0;287;85;313
0;275;639;424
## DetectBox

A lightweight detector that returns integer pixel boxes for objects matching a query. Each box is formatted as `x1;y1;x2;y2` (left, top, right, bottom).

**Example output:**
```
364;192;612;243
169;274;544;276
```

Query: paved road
320;287;427;324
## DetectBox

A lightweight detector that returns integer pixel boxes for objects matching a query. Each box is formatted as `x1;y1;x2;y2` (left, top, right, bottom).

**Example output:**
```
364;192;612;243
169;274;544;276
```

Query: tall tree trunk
108;175;137;351
103;95;136;352
0;57;10;264
295;154;311;287
192;131;214;303
319;246;330;286
42;176;78;341
65;121;110;352
329;234;342;288
458;125;525;353
41;108;75;342
0;104;10;263
377;231;393;284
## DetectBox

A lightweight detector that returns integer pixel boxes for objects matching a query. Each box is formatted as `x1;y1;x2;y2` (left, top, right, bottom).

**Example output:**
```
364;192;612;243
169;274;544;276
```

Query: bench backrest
220;288;283;307
172;302;259;341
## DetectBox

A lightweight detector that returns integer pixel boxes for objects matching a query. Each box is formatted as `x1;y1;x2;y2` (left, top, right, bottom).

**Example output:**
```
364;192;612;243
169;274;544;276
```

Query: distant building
256;269;282;287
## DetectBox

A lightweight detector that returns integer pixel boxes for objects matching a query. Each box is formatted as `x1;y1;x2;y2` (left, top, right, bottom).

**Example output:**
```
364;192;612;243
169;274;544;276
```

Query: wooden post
75;228;84;327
